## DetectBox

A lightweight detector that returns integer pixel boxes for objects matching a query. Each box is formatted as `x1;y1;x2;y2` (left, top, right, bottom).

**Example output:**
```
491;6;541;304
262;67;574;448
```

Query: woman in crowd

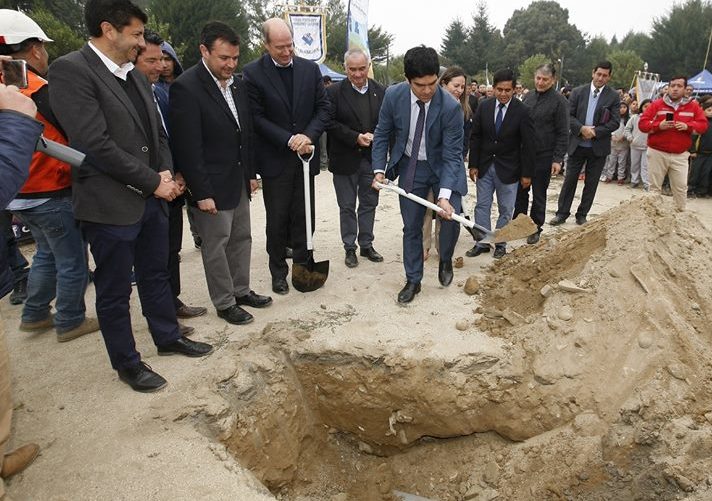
423;66;471;261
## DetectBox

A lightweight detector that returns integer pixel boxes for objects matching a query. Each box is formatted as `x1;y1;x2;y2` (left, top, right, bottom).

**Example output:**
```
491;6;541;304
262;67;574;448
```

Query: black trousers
82;198;180;371
167;198;184;306
262;166;315;280
514;155;553;231
556;147;607;219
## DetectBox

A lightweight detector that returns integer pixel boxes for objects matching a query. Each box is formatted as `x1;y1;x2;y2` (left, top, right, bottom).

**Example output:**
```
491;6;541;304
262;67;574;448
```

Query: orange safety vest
17;70;72;197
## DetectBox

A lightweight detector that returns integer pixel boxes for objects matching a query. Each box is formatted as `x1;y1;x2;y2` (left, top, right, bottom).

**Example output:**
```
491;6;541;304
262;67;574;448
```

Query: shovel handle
376;181;494;240
299;148;315;251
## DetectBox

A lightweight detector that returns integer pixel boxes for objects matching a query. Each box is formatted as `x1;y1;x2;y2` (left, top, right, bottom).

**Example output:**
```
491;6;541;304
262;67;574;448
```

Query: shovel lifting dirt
376;181;537;244
292;148;329;292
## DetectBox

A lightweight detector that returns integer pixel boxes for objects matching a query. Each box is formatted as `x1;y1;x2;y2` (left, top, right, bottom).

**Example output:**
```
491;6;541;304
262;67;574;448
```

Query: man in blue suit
372;46;466;304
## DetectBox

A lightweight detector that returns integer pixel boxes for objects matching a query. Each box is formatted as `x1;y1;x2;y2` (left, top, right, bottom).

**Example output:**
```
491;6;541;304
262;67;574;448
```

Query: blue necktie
402;100;425;193
495;102;504;135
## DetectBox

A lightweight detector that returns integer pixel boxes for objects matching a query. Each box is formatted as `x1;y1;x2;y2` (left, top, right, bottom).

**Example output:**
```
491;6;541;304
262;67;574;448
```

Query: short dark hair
670;75;688;87
143;28;163;47
492;68;515;86
593;60;613;74
322;75;332;84
85;0;147;38
403;46;439;81
200;21;239;51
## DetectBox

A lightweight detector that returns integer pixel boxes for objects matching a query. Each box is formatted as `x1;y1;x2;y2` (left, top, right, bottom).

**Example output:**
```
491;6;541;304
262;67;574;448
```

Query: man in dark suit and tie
170;21;272;325
326;48;385;268
372;46;467;304
49;0;213;392
467;68;536;259
550;61;620;226
242;18;331;295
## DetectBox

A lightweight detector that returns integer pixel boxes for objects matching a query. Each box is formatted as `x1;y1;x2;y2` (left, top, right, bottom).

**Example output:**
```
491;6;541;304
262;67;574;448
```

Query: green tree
31;8;84;61
619;31;651;57
440;18;468;67
646;0;712;78
517;53;549;89
464;1;503;75
607;48;643;89
148;0;252;68
501;1;585;79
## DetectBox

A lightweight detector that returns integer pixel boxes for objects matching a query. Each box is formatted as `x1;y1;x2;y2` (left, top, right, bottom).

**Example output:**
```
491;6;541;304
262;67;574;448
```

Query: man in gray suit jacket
550;61;621;226
372;46;466;304
49;0;212;393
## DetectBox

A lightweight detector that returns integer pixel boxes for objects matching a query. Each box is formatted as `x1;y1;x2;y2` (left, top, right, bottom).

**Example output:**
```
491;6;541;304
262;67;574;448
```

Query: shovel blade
292;256;329;292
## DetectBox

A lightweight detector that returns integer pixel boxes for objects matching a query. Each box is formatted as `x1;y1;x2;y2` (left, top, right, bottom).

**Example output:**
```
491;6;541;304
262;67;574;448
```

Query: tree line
441;0;712;89
2;0;711;87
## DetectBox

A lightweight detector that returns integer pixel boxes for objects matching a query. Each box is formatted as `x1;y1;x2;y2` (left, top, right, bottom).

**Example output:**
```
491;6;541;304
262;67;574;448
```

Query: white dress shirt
202;59;240;129
405;90;429;160
88;41;134;81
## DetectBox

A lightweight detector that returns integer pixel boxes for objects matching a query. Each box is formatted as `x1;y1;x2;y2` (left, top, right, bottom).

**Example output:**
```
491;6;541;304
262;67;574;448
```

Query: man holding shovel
372;46;467;304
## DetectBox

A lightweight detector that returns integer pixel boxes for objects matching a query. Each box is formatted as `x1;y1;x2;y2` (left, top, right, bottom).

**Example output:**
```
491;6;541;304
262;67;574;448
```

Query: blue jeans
475;166;518;249
13;198;88;332
1;210;29;284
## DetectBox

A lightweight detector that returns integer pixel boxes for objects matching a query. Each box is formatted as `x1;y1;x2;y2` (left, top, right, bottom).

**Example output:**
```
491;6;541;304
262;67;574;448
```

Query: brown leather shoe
1;443;39;479
179;323;194;336
175;303;207;319
56;317;100;343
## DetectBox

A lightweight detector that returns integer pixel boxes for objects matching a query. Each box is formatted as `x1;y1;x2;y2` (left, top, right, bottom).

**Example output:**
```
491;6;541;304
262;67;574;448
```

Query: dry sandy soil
2;173;712;501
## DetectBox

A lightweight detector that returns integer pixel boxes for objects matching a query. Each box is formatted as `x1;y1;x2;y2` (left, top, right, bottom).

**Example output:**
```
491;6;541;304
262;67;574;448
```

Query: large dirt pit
186;195;712;501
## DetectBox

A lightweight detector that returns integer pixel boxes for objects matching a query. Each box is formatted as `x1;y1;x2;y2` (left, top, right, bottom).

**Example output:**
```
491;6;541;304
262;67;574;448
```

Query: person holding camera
638;76;708;211
0;9;100;343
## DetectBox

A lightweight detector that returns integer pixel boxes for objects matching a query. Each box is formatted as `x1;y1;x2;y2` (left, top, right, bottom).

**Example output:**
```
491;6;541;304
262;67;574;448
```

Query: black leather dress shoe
575;215;587;225
157;336;214;357
345;249;358;268
236;291;273;308
216;304;254;325
118;362;167;393
438;260;453;286
549;215;567;226
175;302;208;318
465;245;490;257
493;246;507;259
397;282;421;304
526;232;541;245
360;247;384;262
272;278;289;295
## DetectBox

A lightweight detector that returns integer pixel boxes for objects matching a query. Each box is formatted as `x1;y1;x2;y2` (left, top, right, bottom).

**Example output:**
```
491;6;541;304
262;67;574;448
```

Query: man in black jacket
170;22;271;325
514;63;569;244
467;68;536;259
326;48;385;268
242;18;331;295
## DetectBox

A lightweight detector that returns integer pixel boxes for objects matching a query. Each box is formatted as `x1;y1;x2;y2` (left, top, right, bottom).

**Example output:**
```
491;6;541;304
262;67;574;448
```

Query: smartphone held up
0;58;28;89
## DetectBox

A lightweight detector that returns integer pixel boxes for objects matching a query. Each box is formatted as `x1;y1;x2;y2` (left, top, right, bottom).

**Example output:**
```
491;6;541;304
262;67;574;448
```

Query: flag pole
704;24;712;70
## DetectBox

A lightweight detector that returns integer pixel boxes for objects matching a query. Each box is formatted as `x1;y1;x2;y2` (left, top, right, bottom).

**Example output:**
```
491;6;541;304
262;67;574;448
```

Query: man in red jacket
638;76;708;210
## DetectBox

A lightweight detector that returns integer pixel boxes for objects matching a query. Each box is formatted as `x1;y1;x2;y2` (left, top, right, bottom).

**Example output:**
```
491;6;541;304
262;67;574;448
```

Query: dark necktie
495;102;505;135
593;88;600;99
402;100;425;193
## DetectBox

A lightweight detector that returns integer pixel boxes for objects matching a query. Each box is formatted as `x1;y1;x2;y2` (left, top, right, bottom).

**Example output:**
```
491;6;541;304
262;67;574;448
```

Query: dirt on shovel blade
292;261;329;292
493;213;538;243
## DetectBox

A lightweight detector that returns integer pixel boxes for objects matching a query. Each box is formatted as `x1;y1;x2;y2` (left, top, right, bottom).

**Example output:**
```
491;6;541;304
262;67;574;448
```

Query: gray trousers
189;192;251;310
332;157;379;251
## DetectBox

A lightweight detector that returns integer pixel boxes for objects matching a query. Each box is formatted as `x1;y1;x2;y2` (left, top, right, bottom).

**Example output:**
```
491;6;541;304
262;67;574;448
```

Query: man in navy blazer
372;46;466;304
467;68;536;259
550;61;620;226
242;18;331;295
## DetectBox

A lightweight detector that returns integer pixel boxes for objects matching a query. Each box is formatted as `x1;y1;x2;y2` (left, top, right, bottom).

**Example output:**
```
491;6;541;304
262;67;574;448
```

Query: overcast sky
368;0;677;55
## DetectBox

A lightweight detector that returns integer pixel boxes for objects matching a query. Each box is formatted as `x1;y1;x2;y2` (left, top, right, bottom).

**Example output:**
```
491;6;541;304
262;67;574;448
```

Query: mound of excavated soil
201;195;712;501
